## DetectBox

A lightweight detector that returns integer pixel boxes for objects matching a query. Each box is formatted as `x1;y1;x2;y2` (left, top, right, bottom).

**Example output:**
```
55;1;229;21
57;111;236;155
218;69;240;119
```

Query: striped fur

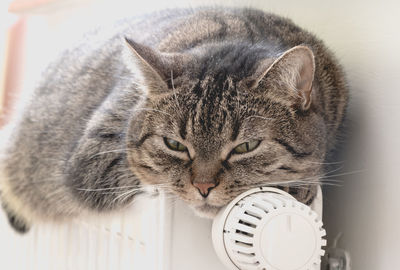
0;7;348;232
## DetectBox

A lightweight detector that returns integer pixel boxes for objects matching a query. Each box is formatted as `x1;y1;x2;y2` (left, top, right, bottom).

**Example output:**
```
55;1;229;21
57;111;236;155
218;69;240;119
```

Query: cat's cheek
131;167;161;186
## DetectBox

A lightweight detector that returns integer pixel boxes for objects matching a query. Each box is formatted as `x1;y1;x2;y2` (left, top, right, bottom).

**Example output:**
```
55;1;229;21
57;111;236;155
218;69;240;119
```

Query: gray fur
0;7;348;232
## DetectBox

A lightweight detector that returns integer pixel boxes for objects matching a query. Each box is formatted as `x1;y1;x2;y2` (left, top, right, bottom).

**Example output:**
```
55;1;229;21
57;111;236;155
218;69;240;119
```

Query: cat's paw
1;203;31;234
7;212;30;233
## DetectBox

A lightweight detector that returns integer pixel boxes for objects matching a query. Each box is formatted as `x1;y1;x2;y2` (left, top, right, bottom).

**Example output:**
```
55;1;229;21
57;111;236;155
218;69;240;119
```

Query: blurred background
1;0;399;269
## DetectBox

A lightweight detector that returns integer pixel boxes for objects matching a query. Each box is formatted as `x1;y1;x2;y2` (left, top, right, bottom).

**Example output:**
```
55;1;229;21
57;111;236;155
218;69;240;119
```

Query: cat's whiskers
308;160;346;165
112;189;142;204
235;166;364;192
304;165;364;183
278;168;365;188
244;115;275;122
320;163;345;176
319;169;366;180
131;107;173;118
170;70;179;107
241;179;338;192
111;183;176;204
90;149;129;158
169;70;185;121
75;185;141;192
75;181;173;193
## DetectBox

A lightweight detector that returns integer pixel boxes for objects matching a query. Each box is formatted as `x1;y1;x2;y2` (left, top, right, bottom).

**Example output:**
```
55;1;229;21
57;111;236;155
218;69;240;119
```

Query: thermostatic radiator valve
212;187;326;270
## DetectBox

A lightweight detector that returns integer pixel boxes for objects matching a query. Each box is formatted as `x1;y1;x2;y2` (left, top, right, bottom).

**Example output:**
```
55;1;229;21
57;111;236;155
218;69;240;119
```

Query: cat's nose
193;182;217;198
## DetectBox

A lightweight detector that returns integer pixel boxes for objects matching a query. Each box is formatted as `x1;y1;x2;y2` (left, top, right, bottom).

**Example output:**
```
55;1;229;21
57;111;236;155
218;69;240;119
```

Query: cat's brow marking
274;138;312;158
244;115;274;122
135;133;153;147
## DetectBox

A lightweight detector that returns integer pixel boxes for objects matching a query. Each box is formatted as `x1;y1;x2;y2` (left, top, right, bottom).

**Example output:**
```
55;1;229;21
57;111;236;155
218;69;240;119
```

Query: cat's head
124;38;326;217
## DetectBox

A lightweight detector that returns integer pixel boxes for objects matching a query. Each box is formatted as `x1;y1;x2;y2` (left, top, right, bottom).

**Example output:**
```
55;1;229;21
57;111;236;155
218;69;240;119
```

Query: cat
0;7;348;233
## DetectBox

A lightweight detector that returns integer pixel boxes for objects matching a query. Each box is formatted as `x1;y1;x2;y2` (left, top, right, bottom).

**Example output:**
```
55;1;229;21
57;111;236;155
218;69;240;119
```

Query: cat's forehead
161;75;267;133
188;41;278;80
185;89;237;138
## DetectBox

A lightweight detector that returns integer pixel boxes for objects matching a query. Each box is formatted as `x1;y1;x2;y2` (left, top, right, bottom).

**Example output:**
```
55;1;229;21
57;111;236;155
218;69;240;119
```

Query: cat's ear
123;37;185;94
247;46;315;110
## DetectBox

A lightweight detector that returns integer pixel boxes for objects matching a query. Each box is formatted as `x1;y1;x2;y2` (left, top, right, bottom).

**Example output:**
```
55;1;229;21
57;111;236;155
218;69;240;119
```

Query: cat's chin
191;203;223;219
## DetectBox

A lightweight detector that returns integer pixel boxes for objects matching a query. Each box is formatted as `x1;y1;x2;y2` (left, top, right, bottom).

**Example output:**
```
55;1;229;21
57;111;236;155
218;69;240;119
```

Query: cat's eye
232;140;261;154
163;137;187;152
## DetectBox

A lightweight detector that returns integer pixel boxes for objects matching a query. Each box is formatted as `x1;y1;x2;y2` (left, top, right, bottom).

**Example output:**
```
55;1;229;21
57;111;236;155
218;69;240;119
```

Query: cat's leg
64;90;143;211
0;129;81;232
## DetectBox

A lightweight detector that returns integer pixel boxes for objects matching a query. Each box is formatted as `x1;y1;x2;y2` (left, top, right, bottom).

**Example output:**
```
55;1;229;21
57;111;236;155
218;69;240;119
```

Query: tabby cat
0;7;348;233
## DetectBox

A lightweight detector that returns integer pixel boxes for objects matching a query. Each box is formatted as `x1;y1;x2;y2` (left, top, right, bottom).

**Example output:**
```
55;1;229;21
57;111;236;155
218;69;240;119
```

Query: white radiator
0;189;322;270
0;194;172;270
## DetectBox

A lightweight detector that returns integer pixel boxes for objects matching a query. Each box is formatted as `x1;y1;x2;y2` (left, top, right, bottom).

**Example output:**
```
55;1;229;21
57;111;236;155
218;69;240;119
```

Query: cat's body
0;8;347;233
